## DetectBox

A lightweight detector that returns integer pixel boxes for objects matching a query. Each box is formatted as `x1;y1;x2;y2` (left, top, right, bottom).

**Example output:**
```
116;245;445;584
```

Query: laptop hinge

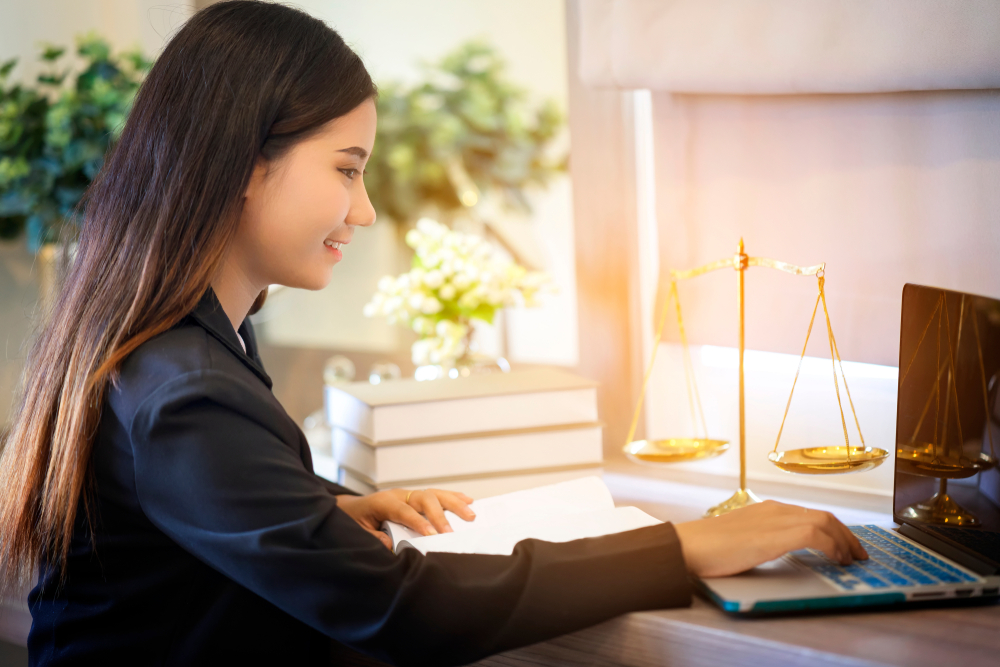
897;523;999;576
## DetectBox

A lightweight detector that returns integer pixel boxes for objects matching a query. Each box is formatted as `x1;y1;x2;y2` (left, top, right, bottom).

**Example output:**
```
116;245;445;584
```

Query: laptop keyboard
790;525;980;592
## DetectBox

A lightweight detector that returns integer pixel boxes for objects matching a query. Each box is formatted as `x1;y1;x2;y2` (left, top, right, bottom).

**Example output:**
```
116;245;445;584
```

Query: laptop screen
894;284;1000;565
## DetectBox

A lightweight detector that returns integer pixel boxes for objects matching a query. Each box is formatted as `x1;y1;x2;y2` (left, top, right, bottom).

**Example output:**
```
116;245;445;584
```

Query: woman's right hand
673;499;869;578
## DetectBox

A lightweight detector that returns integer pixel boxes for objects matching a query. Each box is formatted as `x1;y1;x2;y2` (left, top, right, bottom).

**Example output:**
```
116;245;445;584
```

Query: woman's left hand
336;488;476;550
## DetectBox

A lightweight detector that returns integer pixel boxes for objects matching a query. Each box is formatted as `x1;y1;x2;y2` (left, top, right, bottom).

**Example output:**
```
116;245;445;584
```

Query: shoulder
108;316;274;431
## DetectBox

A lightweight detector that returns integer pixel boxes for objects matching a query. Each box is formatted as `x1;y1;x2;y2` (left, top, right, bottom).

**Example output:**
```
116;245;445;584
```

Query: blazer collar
188;287;273;389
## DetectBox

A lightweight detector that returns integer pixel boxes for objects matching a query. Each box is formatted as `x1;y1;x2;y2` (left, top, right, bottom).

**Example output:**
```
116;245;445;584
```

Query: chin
296;270;334;291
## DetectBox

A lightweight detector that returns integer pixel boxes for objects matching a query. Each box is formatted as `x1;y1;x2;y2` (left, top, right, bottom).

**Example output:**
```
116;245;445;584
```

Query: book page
398;506;661;555
382;476;615;550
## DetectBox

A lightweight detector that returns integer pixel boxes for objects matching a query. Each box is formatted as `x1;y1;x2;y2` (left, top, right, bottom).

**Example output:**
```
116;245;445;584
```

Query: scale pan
895;442;997;479
768;446;888;475
624;438;729;464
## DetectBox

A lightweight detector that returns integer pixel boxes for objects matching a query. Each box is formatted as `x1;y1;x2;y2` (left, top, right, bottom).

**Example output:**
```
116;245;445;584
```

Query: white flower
452;273;472;290
420;296;444;314
439;283;456;300
377;275;396;293
408;293;425;310
435;320;466;339
412;316;436;336
363;302;378;318
423;270;444;289
417;218;446;237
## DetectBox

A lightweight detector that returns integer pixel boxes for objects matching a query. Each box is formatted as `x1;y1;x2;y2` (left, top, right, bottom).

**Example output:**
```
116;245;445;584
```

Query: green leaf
0;58;17;80
0;156;31;185
37;72;68;86
40;46;65;62
469;304;496;325
76;34;111;62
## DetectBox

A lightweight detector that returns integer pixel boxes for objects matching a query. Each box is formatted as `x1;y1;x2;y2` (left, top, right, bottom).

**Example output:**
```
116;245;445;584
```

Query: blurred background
0;0;582;433
3;0;1000;499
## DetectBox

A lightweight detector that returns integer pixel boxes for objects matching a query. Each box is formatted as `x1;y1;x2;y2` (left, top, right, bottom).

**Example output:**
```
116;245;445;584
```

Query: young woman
0;2;866;665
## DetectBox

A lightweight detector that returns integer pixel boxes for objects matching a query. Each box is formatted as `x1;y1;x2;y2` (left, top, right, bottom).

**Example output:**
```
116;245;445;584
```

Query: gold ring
405;490;415;503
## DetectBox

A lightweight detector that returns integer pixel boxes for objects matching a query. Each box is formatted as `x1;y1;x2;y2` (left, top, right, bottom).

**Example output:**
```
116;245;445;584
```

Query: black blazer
27;287;692;666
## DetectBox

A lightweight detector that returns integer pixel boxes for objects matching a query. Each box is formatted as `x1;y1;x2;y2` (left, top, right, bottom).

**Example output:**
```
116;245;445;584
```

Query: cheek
277;171;350;241
244;169;351;286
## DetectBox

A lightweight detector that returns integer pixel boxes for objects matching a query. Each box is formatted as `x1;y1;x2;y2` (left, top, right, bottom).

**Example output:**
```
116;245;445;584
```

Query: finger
432;488;475;508
829;514;868;560
811;511;864;564
789;523;845;564
415;491;453;534
390;501;438;537
367;527;394;551
434;490;477;521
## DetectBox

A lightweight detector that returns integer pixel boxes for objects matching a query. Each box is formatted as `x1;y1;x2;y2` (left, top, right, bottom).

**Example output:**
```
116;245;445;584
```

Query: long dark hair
0;0;376;594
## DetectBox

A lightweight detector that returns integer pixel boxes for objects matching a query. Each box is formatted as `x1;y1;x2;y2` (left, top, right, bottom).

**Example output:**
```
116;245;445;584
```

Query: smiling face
233;98;377;292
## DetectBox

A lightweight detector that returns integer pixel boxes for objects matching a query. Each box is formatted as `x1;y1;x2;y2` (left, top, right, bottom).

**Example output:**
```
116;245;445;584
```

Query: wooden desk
468;470;1000;667
470;596;1000;667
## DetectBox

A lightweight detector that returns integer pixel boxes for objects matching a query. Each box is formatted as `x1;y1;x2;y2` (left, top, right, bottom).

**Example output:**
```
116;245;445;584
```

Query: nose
346;181;377;228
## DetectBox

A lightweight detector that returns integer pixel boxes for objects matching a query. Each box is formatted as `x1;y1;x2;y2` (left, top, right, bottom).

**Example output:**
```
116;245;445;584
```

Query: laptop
700;283;1000;613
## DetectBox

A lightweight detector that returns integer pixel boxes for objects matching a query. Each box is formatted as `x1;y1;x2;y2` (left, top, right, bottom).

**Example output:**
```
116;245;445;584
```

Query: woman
0;2;866;665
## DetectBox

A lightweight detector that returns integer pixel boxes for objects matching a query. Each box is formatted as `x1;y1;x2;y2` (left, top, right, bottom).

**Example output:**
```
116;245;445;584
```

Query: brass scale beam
664;240;824;515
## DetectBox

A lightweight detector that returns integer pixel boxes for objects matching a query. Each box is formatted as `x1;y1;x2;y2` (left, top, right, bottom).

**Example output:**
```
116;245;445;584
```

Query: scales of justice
624;239;890;517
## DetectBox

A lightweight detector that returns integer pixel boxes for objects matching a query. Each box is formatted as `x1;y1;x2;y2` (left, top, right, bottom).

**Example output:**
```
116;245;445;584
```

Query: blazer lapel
188;287;274;390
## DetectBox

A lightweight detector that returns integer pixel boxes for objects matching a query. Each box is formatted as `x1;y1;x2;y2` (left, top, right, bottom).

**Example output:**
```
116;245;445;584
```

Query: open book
382;476;661;555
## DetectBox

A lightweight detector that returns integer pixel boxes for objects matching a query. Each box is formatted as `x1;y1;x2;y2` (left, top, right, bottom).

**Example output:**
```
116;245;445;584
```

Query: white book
332;422;603;485
381;476;661;556
324;368;599;442
331;462;605;499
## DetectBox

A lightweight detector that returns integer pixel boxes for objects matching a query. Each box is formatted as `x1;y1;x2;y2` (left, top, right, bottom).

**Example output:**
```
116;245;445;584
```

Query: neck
211;258;262;334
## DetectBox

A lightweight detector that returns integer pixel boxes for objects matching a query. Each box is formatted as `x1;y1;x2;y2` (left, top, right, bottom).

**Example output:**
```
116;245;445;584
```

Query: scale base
899;491;980;526
705;488;762;518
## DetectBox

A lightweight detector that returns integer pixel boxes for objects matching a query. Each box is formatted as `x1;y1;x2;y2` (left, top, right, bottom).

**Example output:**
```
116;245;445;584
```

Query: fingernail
426;528;438;536
444;526;453;533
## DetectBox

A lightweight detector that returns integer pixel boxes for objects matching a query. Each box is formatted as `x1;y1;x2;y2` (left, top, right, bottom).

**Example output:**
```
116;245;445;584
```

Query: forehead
310;99;377;152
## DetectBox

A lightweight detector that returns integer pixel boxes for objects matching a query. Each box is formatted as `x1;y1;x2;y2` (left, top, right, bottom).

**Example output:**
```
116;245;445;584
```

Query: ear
244;158;269;201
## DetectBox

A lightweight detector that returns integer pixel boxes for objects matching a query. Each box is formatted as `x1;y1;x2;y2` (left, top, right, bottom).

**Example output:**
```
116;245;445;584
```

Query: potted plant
0;34;151;307
365;40;567;232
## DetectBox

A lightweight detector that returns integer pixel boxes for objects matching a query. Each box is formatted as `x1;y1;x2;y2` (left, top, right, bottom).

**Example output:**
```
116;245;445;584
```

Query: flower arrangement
364;218;551;368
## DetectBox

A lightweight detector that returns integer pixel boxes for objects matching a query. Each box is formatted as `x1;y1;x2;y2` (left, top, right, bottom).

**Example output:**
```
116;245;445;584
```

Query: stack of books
317;368;603;498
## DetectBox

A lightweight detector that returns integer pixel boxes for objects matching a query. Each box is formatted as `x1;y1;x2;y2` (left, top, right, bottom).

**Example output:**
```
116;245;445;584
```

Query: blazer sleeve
129;369;692;667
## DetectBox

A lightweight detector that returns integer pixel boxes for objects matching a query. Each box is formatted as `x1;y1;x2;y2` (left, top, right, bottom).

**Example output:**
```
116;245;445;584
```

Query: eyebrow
338;147;369;159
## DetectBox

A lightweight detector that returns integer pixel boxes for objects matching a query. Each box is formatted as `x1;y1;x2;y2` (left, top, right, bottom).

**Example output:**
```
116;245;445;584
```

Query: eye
339;168;361;180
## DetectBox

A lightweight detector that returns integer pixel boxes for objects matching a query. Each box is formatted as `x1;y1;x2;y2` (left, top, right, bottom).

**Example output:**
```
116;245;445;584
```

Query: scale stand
624;239;888;517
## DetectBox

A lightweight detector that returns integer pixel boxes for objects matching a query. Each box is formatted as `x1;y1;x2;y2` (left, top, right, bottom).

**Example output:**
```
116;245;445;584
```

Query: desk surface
470;469;1000;667
471;596;1000;667
5;470;999;666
